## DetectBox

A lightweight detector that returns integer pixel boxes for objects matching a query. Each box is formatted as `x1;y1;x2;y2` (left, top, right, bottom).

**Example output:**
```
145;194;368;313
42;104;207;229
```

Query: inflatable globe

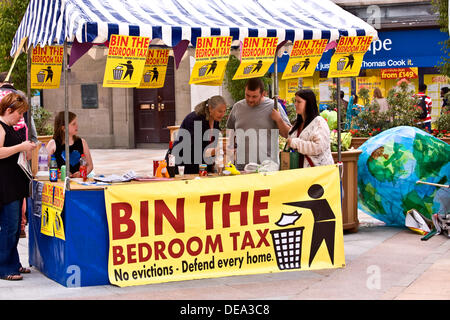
357;126;450;226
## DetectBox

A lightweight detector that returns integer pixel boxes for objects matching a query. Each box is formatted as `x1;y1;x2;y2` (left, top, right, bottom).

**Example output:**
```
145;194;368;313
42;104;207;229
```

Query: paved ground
1;148;449;300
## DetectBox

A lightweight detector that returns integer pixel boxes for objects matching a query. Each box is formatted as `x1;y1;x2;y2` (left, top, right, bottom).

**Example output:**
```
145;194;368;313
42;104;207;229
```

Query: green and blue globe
357;126;450;226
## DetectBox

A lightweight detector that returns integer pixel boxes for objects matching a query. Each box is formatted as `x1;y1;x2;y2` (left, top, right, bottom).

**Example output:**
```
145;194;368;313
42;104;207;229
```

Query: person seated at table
286;89;333;168
46;111;93;178
171;95;227;174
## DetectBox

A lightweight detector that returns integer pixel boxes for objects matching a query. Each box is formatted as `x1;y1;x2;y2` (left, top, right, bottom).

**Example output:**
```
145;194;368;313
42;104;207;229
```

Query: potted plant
432;110;450;144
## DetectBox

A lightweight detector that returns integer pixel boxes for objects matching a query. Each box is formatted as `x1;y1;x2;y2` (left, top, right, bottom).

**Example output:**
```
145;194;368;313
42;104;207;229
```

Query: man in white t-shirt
226;78;291;170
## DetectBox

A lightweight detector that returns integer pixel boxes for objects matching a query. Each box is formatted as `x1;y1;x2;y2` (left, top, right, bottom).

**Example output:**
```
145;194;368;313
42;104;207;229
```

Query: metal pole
273;55;278;110
26;48;31;133
336;78;342;163
63;41;70;189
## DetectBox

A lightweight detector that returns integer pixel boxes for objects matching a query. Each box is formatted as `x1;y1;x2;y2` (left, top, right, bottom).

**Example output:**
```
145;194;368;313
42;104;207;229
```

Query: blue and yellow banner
104;165;345;287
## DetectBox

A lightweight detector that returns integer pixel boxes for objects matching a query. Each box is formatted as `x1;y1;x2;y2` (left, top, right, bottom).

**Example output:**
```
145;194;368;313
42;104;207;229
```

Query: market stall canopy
11;0;378;57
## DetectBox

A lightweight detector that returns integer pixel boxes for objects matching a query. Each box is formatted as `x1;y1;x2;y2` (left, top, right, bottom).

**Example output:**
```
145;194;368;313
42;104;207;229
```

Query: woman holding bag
286;89;333;168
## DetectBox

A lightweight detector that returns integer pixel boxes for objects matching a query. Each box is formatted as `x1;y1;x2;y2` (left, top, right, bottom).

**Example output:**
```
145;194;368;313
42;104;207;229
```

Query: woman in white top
286;89;334;168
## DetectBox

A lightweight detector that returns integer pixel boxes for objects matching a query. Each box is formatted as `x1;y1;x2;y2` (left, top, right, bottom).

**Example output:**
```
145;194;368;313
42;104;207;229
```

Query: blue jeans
0;200;22;277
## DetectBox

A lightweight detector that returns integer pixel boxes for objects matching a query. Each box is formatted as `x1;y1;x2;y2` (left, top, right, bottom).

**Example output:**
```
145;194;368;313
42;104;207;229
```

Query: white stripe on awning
11;0;378;56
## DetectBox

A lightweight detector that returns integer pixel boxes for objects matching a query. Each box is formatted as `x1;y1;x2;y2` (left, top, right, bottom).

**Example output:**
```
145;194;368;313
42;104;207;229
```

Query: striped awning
11;0;377;56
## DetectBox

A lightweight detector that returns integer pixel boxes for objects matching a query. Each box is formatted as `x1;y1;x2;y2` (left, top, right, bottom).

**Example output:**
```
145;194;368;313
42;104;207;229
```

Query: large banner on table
328;36;373;78
104;165;345;287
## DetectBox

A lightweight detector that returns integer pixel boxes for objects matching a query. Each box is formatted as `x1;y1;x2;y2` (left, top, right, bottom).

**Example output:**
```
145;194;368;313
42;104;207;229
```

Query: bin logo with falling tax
37;70;46;83
113;65;124;80
336;58;347;71
271;184;338;270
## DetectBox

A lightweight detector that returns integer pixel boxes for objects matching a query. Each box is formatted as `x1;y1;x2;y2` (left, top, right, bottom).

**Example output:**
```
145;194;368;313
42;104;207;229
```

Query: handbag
280;142;300;170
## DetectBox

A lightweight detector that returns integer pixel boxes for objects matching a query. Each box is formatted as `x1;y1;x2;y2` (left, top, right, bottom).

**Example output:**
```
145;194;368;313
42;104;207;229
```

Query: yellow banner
30;46;63;89
189;36;232;86
41;183;65;240
104;165;345;287
328;36;373;78
103;34;149;88
233;37;278;80
138;49;170;88
282;39;328;80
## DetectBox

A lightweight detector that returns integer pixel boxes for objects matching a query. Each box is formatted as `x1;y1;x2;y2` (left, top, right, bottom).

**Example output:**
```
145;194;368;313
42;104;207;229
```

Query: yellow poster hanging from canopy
30;46;63;89
328;36;373;78
233;37;278;80
104;165;345;287
138;48;170;88
189;36;232;86
282;39;328;80
103;34;149;88
41;183;65;240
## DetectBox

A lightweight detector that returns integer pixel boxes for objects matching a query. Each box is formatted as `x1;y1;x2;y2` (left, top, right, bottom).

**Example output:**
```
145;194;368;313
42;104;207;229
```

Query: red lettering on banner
154;198;185;235
111;202;136;240
253;189;270;224
154;241;167;260
140;201;149;237
197;37;214;48
138;243;152;262
222;192;249;228
200;194;221;230
112;245;125;265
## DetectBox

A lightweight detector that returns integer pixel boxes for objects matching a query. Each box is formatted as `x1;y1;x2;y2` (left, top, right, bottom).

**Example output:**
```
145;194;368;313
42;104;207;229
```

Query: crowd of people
1;71;448;282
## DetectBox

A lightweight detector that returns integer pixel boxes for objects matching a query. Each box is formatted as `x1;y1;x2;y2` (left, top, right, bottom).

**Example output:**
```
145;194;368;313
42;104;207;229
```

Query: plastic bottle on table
49;155;58;182
215;139;224;175
79;154;87;181
167;141;176;178
38;143;49;173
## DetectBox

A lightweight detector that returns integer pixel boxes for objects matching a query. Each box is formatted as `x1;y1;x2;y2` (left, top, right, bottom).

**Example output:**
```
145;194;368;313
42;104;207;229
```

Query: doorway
133;56;175;144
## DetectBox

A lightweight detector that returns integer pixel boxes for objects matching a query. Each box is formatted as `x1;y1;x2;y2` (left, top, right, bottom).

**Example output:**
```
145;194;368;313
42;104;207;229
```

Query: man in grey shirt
226;78;291;170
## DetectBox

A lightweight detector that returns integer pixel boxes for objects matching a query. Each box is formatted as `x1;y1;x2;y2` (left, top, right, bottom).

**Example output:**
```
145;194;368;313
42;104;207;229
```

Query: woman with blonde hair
171;95;227;174
0;92;36;281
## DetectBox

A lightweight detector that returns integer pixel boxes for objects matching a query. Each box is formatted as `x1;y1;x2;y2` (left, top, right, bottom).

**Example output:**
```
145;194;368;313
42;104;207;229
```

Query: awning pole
63;41;70;190
26;44;31;138
336;78;342;163
273;55;278;110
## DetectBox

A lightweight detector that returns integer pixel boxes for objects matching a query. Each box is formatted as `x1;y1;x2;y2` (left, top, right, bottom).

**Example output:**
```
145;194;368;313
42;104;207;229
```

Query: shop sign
104;165;345;287
328;36;373;78
282;39;328;80
40;183;65;240
189;36;232;86
103;34;149;88
31;46;63;89
380;67;418;79
233;37;278;80
137;49;170;88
